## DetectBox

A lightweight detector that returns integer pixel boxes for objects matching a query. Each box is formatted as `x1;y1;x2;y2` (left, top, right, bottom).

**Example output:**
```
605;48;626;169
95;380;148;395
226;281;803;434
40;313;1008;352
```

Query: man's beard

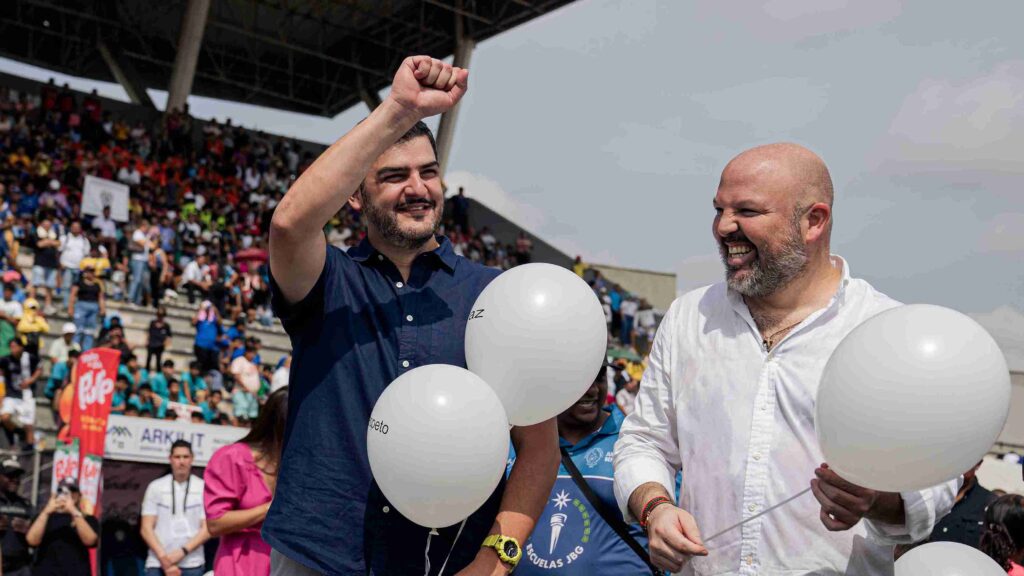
721;214;809;298
362;195;442;250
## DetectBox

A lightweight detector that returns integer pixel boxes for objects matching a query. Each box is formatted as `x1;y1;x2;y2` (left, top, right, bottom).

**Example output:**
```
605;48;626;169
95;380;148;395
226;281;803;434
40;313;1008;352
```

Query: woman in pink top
980;493;1024;575
204;388;288;576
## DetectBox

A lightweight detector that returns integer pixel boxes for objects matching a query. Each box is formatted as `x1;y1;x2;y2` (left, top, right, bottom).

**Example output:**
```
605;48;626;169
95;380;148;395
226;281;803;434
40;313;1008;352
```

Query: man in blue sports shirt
267;55;560;575
509;361;654;575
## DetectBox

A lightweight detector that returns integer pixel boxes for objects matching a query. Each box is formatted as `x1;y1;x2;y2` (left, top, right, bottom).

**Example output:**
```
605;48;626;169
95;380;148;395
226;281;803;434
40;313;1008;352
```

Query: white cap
49;179;60;191
62;322;77;335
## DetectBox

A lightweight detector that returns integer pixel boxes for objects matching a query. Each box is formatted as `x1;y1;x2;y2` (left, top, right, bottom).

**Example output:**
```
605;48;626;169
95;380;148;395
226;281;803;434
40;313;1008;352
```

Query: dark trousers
194;345;219;374
185;282;208;304
146;347;164;372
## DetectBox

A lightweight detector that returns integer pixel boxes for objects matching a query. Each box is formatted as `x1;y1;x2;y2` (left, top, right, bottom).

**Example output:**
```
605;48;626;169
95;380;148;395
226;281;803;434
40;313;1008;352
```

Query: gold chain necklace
762;318;804;351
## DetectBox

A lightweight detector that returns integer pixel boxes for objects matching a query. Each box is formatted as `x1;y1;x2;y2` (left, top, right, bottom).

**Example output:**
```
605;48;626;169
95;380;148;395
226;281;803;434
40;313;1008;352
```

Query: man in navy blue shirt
267;55;560;575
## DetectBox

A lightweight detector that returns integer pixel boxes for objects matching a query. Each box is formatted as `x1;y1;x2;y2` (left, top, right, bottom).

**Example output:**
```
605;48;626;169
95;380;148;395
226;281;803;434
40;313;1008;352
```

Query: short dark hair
170;439;193;455
162;359;175;369
396;121;437;158
354;121;437;199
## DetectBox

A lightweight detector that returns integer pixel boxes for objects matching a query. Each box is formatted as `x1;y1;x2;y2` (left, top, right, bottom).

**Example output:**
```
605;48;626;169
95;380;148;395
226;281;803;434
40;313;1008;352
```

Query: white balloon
366;365;510;528
895;541;1006;575
816;304;1011;492
465;263;607;426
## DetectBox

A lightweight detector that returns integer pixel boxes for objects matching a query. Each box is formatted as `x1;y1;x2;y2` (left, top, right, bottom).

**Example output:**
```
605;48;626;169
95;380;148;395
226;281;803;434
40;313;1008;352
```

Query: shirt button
942;527;948;532
760;404;767;411
396;282;404;288
753;453;761;461
377;254;383;261
748;504;757;512
402;360;410;368
406;315;414;322
383;506;390;513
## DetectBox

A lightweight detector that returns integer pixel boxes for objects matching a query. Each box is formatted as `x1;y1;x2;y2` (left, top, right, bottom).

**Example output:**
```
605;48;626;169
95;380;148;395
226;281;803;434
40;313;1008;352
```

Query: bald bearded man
612;143;957;575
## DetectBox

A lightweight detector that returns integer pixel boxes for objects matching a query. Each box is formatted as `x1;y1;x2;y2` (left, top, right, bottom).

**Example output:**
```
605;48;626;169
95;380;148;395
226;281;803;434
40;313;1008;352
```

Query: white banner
51;438;80;493
167;401;204;422
78;455;102;516
103;415;247;467
82;175;130;222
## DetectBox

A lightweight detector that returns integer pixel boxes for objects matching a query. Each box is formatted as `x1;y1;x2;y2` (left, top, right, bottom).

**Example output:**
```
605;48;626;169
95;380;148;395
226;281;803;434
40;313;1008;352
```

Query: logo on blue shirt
523;488;593;570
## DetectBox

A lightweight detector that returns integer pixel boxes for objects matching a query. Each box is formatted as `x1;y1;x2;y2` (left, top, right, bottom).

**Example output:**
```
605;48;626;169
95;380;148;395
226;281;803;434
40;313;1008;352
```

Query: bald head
713;143;837;298
721;143;834;211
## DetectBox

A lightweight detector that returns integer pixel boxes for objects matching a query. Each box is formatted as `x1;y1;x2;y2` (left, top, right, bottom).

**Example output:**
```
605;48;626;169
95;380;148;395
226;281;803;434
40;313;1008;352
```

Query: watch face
503;540;519;558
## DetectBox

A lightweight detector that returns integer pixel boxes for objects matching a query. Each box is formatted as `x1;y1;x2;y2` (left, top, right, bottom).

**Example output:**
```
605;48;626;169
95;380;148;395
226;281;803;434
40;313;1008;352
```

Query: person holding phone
25;478;98;576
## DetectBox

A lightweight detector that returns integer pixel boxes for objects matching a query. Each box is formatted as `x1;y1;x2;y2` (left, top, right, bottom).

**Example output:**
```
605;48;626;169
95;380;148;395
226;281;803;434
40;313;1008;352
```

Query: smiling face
558;369;608;430
712;144;833;298
349;135;443;251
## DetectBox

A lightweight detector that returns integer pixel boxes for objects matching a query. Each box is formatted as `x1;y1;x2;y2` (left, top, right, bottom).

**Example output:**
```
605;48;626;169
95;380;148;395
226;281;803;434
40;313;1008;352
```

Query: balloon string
423;529;435;576
437;518;468;576
704;487;812;543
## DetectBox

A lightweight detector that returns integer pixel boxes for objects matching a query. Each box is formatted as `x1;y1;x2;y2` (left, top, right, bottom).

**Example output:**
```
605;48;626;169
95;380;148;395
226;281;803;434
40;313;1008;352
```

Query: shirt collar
349;235;456;272
559;408;622;450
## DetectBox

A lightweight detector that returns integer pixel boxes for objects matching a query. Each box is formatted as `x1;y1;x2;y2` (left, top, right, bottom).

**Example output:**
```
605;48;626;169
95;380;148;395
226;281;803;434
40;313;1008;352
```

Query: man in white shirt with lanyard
613;143;958;575
141;440;210;576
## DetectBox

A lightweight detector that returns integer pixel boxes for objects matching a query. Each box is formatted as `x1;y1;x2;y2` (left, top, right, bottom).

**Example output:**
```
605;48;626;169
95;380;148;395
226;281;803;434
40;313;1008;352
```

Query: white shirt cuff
862;483;951;545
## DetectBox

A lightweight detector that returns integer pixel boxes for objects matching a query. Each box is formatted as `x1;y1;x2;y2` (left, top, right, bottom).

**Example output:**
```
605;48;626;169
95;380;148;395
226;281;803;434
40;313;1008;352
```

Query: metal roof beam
207;19;387;78
123;50;331;113
422;0;494;25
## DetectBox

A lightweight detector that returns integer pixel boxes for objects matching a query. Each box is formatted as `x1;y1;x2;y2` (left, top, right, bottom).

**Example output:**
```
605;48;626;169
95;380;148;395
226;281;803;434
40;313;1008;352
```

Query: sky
2;0;1022;313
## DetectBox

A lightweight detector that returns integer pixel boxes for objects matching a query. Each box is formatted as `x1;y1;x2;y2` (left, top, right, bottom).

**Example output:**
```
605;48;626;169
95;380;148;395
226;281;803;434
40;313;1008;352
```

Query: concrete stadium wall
458;197;574;269
590;264;677;311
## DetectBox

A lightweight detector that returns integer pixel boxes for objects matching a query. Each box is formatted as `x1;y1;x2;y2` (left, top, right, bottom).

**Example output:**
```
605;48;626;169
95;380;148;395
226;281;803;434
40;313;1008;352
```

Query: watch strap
481;534;521;569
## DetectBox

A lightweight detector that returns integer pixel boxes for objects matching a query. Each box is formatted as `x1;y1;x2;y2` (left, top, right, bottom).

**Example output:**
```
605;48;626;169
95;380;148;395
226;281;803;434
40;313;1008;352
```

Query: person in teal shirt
118;355;149;391
147;359;176;400
181;360;207;398
128;384;166;418
45;350;80;399
166;379;189;404
111;375;130;414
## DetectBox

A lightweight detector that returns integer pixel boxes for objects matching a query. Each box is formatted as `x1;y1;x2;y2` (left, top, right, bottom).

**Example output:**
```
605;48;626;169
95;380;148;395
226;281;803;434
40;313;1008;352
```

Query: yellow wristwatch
482;534;522;571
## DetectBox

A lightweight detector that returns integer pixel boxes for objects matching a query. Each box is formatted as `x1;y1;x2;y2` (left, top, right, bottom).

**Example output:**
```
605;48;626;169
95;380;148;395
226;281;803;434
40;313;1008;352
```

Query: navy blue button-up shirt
264;236;502;575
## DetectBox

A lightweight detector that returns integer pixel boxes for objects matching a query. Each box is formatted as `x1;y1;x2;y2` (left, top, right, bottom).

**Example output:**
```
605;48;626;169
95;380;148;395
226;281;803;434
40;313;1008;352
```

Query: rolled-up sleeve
863;476;960;545
613;300;683;522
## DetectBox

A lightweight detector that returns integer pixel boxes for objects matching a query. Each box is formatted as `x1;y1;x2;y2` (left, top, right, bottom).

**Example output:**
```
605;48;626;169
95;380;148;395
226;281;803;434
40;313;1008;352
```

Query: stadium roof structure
2;0;576;117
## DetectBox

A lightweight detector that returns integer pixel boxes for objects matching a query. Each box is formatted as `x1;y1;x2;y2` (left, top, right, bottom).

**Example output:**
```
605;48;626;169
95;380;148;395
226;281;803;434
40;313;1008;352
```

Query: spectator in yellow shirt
17;298;49;354
78;244;112;278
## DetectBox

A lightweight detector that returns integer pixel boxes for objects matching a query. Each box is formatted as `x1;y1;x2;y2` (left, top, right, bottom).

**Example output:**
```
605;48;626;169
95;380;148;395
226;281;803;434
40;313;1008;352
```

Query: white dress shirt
613;257;957;575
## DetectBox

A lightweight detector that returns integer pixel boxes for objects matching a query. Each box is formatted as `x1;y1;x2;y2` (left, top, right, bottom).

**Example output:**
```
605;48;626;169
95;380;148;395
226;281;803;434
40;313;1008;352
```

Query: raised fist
388;56;469;119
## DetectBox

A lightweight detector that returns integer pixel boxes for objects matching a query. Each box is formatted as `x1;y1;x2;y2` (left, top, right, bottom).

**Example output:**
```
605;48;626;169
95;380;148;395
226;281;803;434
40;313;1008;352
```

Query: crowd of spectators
0;79;314;446
0;78;659;451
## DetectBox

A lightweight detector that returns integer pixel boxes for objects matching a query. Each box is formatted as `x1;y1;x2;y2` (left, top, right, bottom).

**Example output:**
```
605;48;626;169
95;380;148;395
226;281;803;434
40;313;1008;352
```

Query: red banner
68;348;121;465
67;348;119;576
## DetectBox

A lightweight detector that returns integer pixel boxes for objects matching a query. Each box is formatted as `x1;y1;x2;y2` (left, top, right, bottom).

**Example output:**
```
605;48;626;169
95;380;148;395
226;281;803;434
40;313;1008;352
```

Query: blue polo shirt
264;237;502;575
507;409;652;575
